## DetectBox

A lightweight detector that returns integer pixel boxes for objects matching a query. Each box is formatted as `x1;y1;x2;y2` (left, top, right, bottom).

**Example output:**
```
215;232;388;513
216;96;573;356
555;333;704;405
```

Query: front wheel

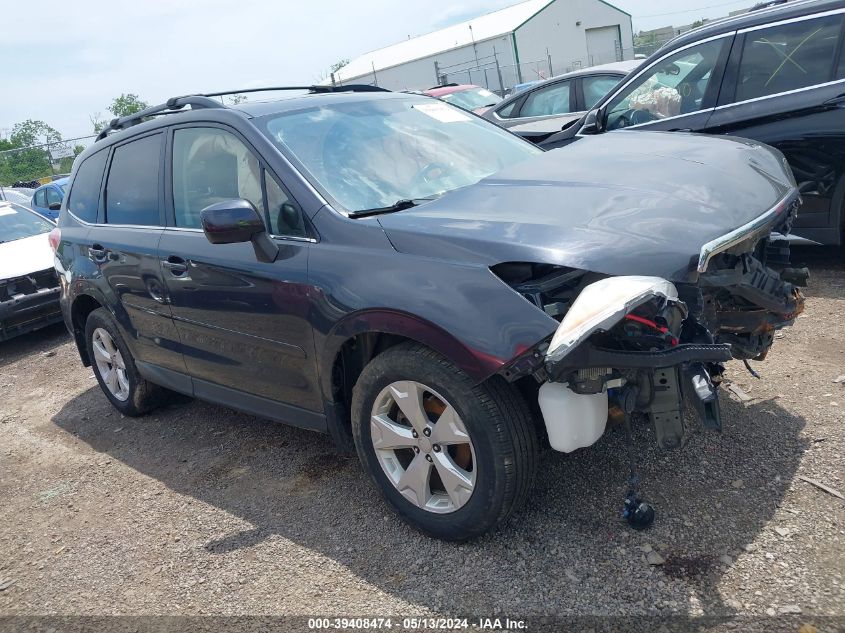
351;343;538;541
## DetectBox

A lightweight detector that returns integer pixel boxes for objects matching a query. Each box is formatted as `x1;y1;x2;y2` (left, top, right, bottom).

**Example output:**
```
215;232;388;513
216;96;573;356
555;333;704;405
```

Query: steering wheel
615;112;632;129
612;108;658;130
413;162;451;186
677;82;702;114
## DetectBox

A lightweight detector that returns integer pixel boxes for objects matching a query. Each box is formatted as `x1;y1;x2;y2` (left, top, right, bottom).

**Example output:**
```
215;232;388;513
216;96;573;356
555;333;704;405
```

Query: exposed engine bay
494;195;807;455
492;195;806;528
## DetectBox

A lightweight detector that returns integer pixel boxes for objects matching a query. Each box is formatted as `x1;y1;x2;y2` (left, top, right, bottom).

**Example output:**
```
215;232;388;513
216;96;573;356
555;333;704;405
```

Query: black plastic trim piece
136;361;194;396
192;377;327;433
549;342;733;375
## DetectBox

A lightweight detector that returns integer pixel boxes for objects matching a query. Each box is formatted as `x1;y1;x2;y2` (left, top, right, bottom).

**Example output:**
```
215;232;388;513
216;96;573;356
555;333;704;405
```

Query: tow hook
618;385;655;530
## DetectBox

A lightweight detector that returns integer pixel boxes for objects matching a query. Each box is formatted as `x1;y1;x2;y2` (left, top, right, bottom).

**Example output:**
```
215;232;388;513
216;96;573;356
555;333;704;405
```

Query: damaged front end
497;192;807;454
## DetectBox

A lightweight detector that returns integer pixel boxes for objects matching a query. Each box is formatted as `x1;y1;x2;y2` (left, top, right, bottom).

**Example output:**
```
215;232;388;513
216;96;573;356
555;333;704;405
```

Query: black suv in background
542;0;845;245
53;86;805;540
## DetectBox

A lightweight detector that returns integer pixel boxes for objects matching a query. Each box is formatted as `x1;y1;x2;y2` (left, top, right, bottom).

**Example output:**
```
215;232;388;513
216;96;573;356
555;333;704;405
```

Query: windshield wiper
350;197;436;218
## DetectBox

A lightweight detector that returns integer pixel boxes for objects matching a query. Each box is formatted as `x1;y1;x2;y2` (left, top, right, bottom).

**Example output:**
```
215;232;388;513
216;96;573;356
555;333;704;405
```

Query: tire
351;342;538;541
84;307;167;417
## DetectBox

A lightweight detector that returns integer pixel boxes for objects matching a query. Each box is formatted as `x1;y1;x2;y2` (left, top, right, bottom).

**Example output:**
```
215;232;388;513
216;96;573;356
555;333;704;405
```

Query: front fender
319;308;501;398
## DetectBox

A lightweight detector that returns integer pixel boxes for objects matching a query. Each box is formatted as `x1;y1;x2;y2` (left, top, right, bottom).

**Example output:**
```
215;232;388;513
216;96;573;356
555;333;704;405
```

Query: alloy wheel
91;327;130;402
370;380;476;513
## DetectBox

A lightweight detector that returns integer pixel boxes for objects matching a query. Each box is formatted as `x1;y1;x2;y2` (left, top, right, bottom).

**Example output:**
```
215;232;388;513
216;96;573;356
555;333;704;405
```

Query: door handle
162;256;189;277
88;244;107;263
667;127;693;132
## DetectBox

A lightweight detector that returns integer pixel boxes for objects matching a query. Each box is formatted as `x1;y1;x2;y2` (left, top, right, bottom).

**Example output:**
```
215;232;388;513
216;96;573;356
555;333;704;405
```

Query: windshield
440;87;502;111
261;96;539;213
0;202;53;243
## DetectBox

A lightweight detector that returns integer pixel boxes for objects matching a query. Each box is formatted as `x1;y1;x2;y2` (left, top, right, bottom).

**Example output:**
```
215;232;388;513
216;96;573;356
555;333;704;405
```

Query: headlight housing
546;276;678;362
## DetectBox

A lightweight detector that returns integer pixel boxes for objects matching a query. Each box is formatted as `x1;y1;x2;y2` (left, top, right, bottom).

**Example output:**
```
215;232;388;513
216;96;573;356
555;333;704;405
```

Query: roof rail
750;0;789;10
96;95;224;140
95;84;390;141
200;84;390;99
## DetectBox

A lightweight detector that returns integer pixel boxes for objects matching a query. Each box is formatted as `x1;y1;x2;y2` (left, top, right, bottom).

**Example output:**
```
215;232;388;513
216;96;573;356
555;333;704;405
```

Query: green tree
108;93;149;118
1;120;62;183
91;112;107;135
91;94;149;134
10;120;61;148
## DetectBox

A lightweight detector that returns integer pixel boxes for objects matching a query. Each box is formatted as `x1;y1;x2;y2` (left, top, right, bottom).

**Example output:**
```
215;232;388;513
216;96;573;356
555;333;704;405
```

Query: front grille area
0;267;62;340
0;268;60;302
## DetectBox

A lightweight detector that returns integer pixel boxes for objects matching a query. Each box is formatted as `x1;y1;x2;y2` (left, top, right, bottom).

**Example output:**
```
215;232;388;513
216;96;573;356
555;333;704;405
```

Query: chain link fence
433;46;638;96
0;134;97;186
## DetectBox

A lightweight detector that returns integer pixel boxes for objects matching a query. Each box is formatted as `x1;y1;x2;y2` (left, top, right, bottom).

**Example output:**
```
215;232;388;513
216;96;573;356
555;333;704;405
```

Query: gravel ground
0;249;843;631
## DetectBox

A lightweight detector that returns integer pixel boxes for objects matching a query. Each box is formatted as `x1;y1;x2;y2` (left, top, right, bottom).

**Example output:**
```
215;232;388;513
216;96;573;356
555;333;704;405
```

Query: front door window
604;38;726;130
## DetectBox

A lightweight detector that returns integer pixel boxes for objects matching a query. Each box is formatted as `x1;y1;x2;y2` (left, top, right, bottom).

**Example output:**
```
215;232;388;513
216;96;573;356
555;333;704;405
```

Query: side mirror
200;199;279;263
662;62;681;76
48;202;61;211
580;108;605;134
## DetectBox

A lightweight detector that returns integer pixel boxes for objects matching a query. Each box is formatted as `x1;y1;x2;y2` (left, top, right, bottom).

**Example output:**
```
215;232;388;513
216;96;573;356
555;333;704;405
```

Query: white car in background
0;201;62;342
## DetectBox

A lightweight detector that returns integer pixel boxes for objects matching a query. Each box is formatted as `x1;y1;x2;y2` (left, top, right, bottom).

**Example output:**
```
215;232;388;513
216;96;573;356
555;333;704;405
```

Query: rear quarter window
68;149;108;223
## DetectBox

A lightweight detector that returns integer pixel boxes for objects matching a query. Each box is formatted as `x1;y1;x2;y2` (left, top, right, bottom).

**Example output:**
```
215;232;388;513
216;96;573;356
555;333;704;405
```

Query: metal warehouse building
330;0;634;94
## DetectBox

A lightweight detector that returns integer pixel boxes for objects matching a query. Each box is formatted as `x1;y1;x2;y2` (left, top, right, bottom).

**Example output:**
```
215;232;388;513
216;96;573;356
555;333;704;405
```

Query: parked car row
1;177;70;222
538;0;845;246
419;0;845;246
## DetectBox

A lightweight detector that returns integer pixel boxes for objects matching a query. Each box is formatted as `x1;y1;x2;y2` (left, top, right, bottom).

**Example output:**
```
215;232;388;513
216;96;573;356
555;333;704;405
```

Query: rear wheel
351;343;538;541
85;308;167;416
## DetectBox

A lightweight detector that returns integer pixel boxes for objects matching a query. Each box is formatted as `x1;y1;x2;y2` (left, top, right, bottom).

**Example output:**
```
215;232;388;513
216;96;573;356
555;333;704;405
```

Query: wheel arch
69;291;107;366
319;310;507;453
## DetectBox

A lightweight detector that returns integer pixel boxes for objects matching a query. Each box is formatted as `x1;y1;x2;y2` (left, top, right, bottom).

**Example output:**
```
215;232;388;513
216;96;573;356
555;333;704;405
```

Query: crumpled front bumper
0;286;62;342
543;276;733;376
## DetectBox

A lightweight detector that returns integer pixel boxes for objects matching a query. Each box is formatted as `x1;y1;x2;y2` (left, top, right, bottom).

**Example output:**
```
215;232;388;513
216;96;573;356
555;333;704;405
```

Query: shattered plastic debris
798;476;844;501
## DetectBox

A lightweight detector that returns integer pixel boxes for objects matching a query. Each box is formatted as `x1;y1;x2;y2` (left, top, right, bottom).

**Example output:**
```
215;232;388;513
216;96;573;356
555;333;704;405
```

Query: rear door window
520;81;572;117
34;189;46;208
105;134;162;226
735;14;843;102
67;149;108;223
582;74;623;109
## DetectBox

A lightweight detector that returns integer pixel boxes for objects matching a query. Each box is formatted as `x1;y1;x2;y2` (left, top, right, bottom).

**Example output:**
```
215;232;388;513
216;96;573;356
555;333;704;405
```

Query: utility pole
469;24;480;67
493;48;505;95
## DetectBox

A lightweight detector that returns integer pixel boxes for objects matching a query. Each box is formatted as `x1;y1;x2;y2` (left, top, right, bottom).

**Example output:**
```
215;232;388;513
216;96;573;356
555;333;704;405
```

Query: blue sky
2;0;753;140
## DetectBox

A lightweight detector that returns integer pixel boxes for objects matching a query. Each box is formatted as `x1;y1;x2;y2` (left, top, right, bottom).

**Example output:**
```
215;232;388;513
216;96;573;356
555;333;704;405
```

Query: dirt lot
1;249;844;629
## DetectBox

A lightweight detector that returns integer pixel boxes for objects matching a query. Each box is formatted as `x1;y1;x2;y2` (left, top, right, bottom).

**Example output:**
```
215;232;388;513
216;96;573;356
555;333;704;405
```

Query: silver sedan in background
483;60;643;138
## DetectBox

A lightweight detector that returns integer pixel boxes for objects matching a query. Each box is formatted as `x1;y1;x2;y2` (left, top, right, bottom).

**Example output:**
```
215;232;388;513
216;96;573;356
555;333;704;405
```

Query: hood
377;131;796;282
0;233;54;280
